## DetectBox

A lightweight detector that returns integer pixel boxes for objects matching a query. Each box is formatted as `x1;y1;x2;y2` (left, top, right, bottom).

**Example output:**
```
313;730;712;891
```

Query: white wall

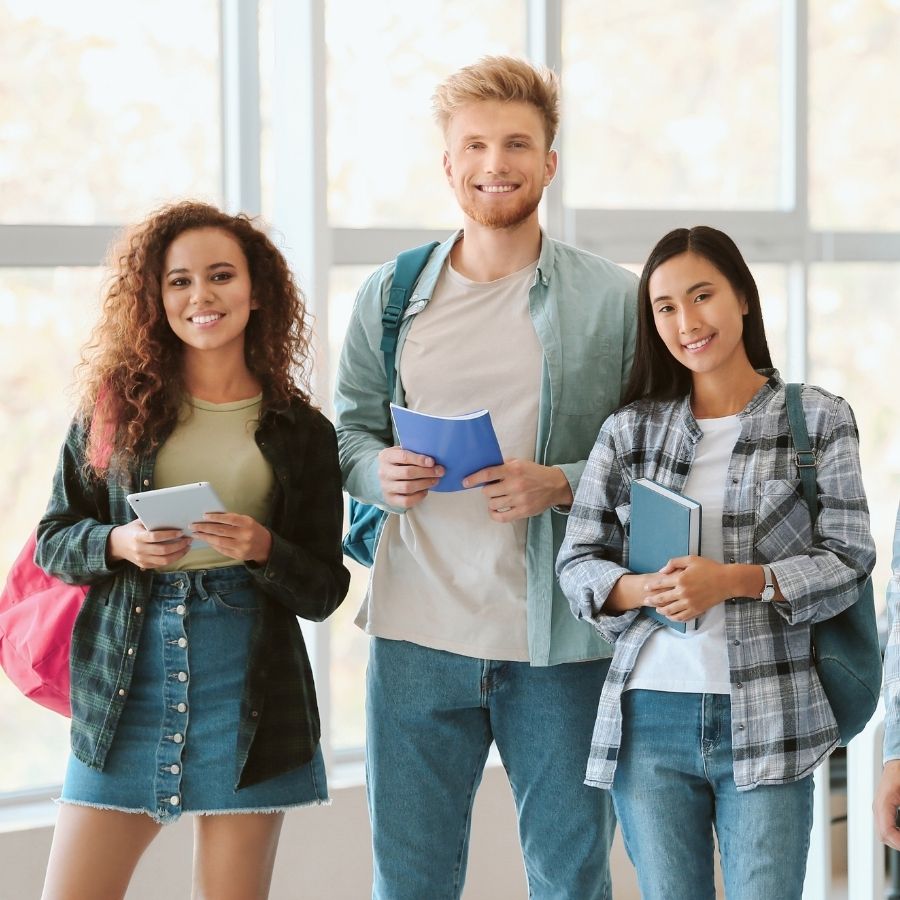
2;765;642;899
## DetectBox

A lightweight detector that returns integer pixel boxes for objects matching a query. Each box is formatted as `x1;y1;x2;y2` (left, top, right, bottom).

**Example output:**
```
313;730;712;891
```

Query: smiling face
648;251;752;380
161;227;257;360
442;100;557;230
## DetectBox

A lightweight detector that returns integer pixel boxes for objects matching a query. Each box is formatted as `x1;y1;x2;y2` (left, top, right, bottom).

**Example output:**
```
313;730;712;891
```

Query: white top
360;258;542;660
626;415;741;694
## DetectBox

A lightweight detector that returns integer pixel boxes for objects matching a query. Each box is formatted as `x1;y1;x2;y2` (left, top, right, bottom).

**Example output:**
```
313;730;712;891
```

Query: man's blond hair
432;56;560;149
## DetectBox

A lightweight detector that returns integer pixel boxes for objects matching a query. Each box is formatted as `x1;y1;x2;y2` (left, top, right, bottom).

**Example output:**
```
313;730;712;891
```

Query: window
808;264;900;581
325;0;526;228
327;266;380;751
0;268;101;793
809;1;900;229
3;0;898;803
0;0;222;798
0;1;221;225
562;0;784;209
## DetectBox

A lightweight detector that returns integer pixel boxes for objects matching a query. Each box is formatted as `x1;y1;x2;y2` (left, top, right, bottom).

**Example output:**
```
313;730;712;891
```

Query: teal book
389;403;503;493
629;477;702;633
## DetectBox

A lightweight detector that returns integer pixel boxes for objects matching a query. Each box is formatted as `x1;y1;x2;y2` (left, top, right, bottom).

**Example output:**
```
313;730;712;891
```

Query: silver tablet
126;482;226;549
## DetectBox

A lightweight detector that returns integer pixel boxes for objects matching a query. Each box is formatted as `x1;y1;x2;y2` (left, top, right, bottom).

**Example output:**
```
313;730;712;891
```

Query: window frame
3;0;899;799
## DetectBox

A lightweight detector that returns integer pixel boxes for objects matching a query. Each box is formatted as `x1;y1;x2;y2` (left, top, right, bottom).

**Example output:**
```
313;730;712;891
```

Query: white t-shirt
625;415;742;694
359;258;542;660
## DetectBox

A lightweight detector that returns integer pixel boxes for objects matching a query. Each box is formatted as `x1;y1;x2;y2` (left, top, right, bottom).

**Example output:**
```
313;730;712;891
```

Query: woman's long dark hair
620;225;773;408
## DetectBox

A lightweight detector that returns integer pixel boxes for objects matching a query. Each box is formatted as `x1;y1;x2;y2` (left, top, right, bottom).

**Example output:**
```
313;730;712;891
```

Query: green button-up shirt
334;231;638;665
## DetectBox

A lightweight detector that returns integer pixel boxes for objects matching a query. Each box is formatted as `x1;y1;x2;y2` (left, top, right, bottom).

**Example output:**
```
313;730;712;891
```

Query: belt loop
192;569;209;601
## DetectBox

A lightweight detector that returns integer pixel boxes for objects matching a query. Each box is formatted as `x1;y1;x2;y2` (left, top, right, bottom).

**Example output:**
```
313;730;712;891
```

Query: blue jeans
611;690;814;900
366;638;615;900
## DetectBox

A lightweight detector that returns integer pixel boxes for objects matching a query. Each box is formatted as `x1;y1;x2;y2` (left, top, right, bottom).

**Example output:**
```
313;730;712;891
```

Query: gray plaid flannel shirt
557;372;875;791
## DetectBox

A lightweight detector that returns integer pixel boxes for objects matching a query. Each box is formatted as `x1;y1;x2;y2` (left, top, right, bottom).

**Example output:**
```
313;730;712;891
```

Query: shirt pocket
559;335;616;414
754;478;814;562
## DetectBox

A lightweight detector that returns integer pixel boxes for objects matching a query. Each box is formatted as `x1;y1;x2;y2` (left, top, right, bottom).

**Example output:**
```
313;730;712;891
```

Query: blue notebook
629;477;702;633
389;404;504;493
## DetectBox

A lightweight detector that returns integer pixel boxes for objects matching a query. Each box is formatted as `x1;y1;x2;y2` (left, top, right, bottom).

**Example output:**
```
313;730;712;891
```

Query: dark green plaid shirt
36;398;350;789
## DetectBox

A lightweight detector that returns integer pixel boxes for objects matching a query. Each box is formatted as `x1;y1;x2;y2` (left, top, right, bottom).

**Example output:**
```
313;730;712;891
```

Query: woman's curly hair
79;200;314;475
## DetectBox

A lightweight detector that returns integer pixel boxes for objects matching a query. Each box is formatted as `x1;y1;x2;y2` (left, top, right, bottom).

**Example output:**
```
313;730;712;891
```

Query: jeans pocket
209;584;259;613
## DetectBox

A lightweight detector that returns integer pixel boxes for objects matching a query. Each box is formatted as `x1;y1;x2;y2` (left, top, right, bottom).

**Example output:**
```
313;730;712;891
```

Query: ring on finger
497;505;512;513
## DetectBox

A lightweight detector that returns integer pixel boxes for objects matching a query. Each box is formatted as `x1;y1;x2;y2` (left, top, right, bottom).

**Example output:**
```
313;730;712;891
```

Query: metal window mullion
527;0;565;241
332;227;448;267
220;0;262;215
784;0;809;385
785;260;808;383
271;0;330;385
0;224;118;267
570;209;805;263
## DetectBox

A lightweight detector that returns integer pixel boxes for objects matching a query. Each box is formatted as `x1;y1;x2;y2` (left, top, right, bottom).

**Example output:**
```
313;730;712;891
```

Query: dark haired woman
36;201;349;899
556;226;875;899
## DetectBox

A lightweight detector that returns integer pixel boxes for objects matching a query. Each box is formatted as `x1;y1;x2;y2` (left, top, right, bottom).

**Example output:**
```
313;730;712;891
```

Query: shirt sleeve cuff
551;462;585;514
86;523;119;576
884;726;900;764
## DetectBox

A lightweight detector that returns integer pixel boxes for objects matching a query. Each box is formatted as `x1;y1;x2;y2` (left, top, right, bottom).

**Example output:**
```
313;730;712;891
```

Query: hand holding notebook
628;478;702;632
389;404;503;493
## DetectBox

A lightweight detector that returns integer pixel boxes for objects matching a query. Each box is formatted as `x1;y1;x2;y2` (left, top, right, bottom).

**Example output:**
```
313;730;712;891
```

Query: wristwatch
759;564;776;602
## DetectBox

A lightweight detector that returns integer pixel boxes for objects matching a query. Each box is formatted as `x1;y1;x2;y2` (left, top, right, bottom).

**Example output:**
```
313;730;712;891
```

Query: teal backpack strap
783;384;882;746
785;383;819;526
342;240;439;569
379;241;439;394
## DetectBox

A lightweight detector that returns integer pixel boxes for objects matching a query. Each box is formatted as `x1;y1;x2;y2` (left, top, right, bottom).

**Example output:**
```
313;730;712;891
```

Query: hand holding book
642;556;730;624
628;478;702;632
388;404;574;522
377;445;445;510
628;479;773;627
389;404;503;493
463;458;574;522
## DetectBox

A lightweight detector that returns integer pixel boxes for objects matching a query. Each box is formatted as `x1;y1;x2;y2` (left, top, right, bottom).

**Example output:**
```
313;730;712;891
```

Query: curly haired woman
35;201;350;900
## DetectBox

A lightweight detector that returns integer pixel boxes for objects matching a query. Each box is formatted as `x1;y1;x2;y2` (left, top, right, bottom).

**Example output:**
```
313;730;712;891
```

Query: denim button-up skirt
61;566;328;824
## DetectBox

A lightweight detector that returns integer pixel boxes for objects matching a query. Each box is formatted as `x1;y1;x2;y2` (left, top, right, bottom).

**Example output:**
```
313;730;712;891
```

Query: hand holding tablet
124;482;272;566
126;482;226;549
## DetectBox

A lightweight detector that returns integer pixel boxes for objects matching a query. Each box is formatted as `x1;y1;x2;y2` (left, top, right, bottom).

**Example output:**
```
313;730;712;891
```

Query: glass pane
258;0;275;226
329;524;371;751
562;0;783;209
0;267;101;794
809;1;900;229
328;266;381;750
325;0;526;228
755;264;788;374
0;1;221;225
809;264;900;604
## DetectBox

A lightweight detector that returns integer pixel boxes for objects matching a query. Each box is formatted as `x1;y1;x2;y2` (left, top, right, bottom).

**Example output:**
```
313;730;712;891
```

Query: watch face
762;585;776;602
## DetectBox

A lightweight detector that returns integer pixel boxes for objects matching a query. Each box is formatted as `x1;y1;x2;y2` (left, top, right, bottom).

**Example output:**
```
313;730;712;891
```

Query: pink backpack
0;530;87;717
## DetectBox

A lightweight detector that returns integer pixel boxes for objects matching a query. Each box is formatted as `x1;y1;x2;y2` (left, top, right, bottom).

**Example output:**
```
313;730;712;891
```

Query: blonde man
335;56;637;899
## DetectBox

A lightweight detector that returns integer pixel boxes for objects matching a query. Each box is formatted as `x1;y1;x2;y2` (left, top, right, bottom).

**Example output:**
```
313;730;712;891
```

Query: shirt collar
678;368;782;440
417;228;554;298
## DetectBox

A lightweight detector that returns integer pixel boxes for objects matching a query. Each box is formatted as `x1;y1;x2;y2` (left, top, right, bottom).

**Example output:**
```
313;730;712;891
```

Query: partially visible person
37;201;349;900
875;499;900;849
334;56;637;899
557;225;875;900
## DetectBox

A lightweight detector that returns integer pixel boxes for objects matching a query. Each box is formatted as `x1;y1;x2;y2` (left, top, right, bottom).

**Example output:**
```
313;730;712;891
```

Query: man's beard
460;185;542;230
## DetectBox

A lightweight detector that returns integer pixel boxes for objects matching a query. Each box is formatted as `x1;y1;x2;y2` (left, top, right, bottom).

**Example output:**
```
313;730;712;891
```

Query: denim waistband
149;564;253;599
